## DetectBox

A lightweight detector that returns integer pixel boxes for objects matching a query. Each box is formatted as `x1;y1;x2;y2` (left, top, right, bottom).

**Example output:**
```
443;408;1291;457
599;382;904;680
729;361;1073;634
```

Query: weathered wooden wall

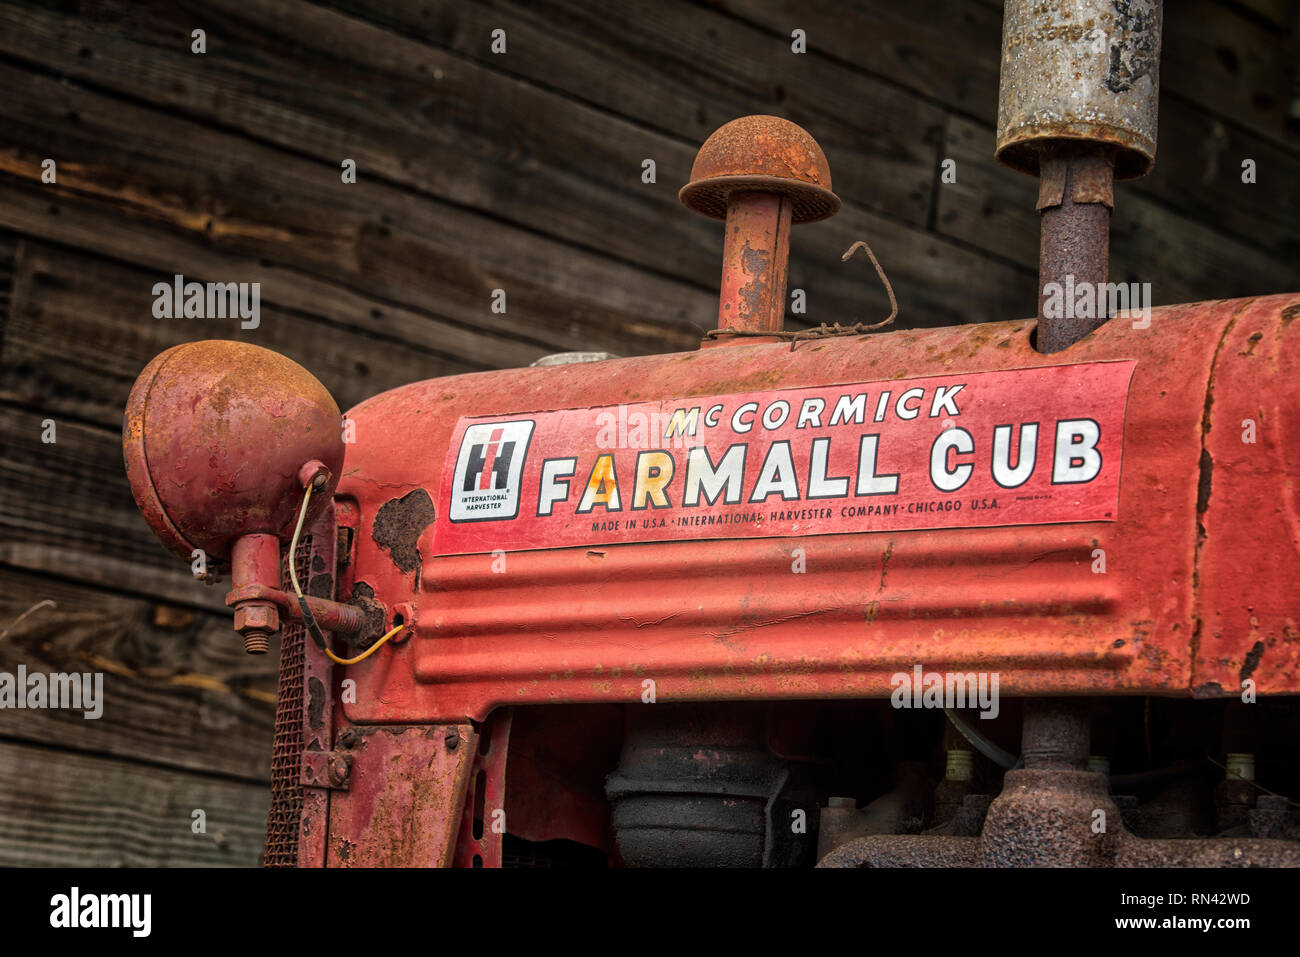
0;0;1296;865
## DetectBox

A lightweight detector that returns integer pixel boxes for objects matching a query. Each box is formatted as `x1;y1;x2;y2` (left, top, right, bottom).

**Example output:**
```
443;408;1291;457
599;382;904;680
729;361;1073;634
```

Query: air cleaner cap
996;0;1162;180
679;114;840;223
123;340;345;562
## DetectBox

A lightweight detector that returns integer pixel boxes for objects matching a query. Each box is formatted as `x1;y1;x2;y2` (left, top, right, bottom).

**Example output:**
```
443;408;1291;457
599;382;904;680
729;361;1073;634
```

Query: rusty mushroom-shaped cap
679;115;840;224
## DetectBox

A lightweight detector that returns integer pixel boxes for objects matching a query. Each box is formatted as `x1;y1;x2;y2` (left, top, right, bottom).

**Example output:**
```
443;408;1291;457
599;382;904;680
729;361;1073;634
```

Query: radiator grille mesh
263;533;312;867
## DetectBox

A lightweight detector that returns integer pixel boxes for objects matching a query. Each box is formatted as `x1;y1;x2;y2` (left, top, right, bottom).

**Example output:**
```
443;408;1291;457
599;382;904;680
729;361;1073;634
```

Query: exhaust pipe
996;0;1163;352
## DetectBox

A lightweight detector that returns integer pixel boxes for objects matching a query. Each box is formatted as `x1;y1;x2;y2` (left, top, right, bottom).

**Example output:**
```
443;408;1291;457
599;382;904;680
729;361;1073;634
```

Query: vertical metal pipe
717;192;792;333
231;532;281;654
1021;699;1090;771
1037;148;1114;353
231;532;282;588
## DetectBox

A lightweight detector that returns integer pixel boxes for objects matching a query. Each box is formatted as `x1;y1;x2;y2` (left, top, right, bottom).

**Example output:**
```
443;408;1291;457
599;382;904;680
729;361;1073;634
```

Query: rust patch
346;581;387;643
864;599;880;625
739;240;771;320
878;540;895;591
307;675;326;731
372;489;436;574
1281;304;1300;324
1239;641;1265;683
1106;1;1159;94
1195;448;1213;517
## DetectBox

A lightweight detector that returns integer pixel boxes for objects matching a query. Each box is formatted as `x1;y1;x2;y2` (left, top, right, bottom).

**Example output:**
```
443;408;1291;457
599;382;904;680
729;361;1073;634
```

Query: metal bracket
301;750;352;791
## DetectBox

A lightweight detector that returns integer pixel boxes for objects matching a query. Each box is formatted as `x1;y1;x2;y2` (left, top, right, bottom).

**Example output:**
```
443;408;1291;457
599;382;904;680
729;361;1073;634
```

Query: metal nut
233;602;279;636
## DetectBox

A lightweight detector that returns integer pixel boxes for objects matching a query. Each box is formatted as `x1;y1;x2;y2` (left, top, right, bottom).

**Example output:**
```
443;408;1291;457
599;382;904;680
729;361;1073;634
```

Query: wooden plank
320;0;944;226
0;185;557;372
936;116;1300;305
1134;95;1300;263
0;0;739;295
715;0;1300;255
0;0;1037;339
0;231;15;324
0;58;711;360
0;567;277;781
1;238;472;430
0;543;229;615
2;0;1292;337
0;406;220;604
718;0;1299;153
0;65;1031;342
0;739;267;866
1162;0;1300;150
1222;0;1294;29
656;0;1005;119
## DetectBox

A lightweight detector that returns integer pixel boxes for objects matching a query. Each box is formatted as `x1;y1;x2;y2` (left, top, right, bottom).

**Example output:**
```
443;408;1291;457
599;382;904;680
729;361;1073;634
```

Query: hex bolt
233;599;279;656
328;755;350;786
445;730;460;751
242;632;270;655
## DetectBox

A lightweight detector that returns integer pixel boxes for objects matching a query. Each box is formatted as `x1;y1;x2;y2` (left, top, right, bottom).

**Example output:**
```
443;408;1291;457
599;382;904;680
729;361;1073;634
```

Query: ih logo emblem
465;427;513;492
450;420;535;522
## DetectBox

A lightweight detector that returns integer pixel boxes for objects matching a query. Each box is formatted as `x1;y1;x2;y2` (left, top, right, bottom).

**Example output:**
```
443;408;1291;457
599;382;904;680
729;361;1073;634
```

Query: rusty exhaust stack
996;0;1163;352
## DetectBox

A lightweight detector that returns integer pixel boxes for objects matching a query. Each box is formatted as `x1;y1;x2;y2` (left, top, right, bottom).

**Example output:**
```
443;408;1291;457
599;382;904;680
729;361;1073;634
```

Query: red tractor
122;0;1300;867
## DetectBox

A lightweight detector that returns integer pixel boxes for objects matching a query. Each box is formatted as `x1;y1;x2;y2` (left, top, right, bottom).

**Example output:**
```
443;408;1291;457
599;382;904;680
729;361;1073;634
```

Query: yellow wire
287;480;403;665
323;623;403;665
